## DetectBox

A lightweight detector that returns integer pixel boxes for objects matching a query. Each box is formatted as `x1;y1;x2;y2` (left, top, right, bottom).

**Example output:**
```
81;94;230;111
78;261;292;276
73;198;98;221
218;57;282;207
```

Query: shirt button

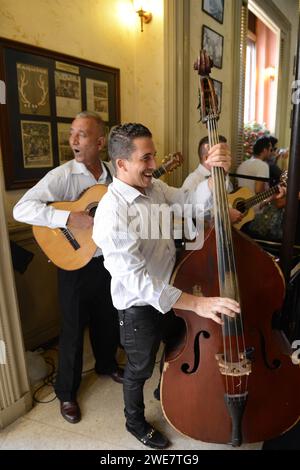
119;320;124;326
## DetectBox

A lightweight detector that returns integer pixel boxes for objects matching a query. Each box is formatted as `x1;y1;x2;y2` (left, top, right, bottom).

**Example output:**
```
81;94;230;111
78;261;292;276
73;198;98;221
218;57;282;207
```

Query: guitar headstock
161;152;183;173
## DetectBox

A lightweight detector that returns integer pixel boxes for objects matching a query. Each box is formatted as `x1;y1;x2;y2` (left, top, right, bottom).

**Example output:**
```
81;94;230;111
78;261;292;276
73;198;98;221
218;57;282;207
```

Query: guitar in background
228;170;288;230
32;153;183;270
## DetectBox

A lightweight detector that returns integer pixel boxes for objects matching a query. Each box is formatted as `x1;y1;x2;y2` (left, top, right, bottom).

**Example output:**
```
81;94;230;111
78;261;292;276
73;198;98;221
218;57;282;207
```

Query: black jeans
118;306;183;435
55;256;119;401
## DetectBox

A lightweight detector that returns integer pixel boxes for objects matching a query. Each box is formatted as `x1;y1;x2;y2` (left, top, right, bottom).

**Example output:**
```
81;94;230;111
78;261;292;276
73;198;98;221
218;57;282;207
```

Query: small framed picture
202;0;224;24
212;79;222;113
202;25;224;69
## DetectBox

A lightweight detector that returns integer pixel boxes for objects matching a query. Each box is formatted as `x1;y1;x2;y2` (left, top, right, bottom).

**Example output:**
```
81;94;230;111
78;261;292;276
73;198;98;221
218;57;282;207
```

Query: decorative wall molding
0;176;31;428
164;0;190;187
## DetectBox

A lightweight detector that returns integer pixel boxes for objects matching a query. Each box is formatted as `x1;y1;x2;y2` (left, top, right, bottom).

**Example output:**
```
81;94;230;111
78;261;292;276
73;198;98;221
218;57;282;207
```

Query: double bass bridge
215;353;252;376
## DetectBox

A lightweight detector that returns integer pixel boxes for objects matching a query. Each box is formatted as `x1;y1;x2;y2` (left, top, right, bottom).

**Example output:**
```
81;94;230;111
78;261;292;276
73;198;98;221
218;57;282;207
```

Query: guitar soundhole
236;200;246;213
88;204;98;218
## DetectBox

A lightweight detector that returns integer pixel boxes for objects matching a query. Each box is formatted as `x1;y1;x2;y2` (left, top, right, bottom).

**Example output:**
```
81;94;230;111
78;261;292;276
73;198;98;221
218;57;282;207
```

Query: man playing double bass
92;122;240;449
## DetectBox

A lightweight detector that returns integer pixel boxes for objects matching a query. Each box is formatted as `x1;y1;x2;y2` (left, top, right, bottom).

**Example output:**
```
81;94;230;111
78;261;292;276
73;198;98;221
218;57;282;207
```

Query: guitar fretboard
152;166;166;179
59;228;80;250
236;185;279;212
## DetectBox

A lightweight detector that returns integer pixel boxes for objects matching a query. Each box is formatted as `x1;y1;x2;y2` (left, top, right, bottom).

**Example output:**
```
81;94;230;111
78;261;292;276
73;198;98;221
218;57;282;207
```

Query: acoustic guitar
32;153;183;270
228;170;288;230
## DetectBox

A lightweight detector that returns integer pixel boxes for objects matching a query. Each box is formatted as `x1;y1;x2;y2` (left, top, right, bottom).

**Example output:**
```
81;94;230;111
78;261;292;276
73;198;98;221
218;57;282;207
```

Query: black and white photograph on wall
55;71;82;118
202;0;224;24
21;120;53;168
212;79;222;113
57;122;74;165
202;25;224;69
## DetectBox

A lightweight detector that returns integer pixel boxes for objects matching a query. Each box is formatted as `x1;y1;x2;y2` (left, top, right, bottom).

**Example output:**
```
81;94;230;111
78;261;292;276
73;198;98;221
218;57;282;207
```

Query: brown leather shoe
109;367;124;384
60;400;81;424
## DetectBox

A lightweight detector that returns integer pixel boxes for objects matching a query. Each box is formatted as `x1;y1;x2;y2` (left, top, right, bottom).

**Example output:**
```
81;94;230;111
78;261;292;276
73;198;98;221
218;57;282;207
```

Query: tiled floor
0;340;262;451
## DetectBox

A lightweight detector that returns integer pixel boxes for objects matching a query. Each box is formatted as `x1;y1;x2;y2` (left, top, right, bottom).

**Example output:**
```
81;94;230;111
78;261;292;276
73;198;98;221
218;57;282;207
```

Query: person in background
268;136;283;186
93;123;240;449
236;136;286;240
13;111;123;425
182;135;242;224
237;136;272;194
268;136;289;186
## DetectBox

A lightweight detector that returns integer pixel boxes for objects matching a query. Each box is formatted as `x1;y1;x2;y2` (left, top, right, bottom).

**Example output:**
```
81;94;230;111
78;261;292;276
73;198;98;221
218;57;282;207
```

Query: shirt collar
198;163;211;176
70;159;108;182
112;177;149;204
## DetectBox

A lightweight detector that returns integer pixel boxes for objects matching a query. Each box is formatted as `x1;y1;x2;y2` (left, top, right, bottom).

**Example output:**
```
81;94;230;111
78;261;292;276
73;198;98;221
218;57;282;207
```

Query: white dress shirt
181;163;211;191
92;176;213;313
13;159;113;257
13;159;112;228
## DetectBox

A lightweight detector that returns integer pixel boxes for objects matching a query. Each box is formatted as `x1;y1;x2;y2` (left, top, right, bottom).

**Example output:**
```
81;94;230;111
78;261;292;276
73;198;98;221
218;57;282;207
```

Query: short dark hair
253;136;271;156
198;134;227;159
108;123;152;169
269;136;278;149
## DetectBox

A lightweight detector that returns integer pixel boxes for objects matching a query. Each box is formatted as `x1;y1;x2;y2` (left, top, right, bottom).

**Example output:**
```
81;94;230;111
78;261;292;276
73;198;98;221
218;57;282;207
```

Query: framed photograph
202;0;224;24
202;25;224;69
0;38;120;189
212;79;222;113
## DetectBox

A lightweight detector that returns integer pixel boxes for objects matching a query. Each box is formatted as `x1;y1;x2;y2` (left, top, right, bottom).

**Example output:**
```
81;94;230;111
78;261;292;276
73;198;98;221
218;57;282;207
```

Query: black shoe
96;366;124;384
60;400;81;424
109;367;124;384
126;423;170;449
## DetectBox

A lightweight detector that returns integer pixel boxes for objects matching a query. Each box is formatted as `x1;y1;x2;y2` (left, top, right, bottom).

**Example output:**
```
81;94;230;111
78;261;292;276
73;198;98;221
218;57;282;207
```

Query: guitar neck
152;165;166;179
244;185;279;210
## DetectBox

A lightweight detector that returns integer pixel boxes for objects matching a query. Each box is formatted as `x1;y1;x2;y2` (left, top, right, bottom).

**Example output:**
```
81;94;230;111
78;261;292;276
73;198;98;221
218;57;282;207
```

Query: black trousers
118;306;183;435
55;256;119;401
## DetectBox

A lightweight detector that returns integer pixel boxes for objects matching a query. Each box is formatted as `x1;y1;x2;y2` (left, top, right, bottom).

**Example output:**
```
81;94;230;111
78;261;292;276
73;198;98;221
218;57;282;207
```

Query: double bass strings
207;115;248;395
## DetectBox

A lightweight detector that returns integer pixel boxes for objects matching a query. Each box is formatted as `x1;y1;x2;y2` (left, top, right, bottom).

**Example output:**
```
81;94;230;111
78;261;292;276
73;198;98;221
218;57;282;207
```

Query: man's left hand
206;143;231;173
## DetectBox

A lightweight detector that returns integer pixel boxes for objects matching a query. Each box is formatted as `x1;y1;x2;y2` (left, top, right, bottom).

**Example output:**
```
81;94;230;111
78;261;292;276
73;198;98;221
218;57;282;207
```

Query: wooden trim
231;0;248;169
163;0;190;187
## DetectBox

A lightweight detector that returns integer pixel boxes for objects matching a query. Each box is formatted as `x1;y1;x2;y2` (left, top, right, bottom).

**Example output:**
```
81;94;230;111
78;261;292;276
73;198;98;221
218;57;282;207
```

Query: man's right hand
173;292;240;325
67;211;94;229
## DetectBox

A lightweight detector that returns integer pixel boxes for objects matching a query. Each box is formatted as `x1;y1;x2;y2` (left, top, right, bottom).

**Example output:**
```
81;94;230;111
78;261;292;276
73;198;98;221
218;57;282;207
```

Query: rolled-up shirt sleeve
13;173;70;229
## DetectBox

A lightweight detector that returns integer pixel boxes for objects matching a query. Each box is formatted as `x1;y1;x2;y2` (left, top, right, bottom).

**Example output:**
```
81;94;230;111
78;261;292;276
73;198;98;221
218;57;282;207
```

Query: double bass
161;50;300;446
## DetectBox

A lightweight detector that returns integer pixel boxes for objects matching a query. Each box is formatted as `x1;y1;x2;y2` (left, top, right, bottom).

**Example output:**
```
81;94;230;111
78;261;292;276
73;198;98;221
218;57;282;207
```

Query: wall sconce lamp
132;1;152;32
264;66;276;81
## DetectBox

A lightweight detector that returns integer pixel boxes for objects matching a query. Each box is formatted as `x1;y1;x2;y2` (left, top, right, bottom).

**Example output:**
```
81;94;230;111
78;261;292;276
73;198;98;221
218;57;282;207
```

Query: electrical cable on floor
32;348;128;404
33;356;57;404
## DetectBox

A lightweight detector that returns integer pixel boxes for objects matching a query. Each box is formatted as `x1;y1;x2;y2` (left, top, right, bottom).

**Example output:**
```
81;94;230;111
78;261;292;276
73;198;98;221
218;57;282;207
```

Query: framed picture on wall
212;79;222;113
202;0;224;24
0;38;120;189
202;25;224;69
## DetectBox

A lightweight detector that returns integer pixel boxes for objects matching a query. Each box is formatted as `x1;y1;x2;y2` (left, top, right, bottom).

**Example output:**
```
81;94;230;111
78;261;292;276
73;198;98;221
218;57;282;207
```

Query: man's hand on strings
205;143;231;173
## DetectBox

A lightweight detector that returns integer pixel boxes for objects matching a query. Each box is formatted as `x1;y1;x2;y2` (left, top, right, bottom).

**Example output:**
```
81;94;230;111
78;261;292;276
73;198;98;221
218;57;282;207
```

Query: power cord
32;348;127;404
